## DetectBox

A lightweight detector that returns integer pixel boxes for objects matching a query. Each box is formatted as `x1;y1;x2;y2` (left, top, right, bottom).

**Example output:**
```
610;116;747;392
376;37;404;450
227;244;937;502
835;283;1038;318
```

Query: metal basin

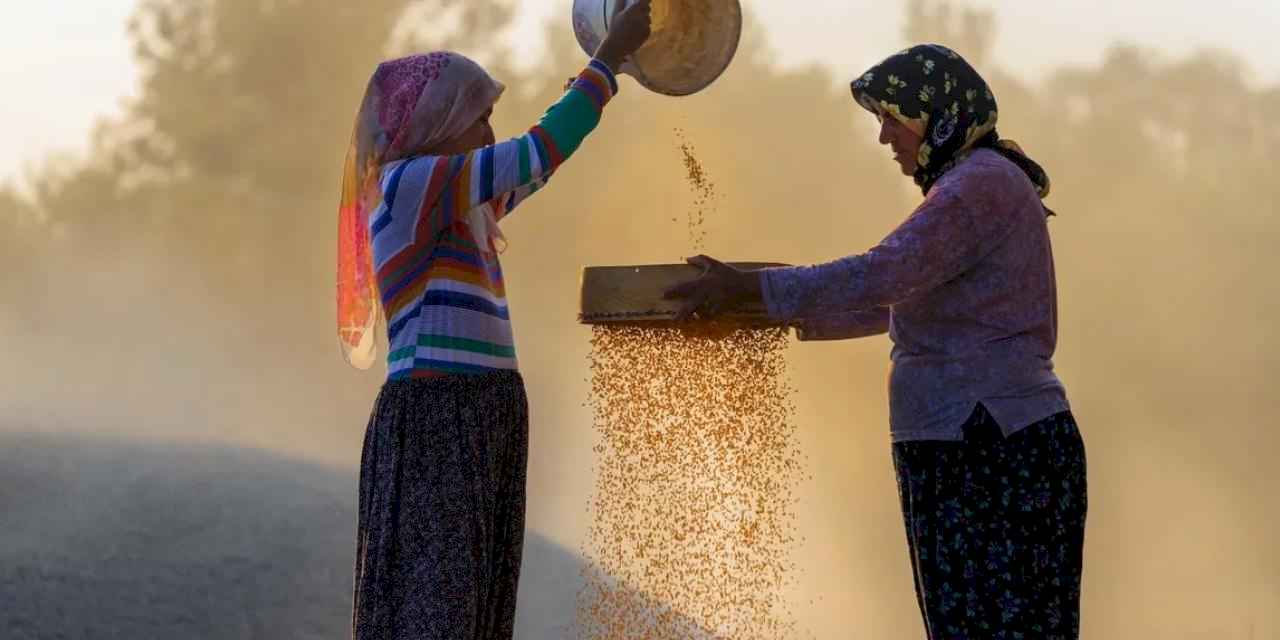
572;0;743;96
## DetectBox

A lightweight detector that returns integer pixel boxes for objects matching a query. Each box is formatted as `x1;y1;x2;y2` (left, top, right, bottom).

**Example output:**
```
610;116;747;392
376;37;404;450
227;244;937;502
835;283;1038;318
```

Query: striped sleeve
431;59;618;217
502;176;549;219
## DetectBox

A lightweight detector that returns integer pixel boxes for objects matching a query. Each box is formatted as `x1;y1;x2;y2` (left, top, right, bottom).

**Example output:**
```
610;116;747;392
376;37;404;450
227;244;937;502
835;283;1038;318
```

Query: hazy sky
3;0;1277;185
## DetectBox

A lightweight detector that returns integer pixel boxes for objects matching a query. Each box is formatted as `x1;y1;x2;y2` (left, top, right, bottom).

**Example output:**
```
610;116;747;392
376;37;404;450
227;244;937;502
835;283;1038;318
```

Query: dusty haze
1;0;1277;637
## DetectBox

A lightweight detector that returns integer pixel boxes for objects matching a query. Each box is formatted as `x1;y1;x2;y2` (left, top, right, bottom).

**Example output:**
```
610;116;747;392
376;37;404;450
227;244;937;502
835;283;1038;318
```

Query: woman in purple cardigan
667;44;1088;639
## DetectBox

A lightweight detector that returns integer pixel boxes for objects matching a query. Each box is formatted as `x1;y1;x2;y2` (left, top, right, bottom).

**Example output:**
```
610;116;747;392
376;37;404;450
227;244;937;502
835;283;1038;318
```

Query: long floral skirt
892;404;1088;640
352;371;529;640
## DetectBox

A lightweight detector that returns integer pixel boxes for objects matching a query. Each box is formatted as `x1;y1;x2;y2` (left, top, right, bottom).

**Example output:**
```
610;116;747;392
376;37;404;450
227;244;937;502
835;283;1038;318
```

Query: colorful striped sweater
369;60;617;380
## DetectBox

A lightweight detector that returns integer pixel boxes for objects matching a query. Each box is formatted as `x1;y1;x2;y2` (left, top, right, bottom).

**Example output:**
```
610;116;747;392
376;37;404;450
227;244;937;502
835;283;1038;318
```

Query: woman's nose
878;120;894;146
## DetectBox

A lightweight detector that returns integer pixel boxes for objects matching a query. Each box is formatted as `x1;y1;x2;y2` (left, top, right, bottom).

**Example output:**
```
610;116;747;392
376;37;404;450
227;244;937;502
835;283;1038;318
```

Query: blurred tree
23;0;517;323
0;187;43;330
1;0;524;454
903;0;996;67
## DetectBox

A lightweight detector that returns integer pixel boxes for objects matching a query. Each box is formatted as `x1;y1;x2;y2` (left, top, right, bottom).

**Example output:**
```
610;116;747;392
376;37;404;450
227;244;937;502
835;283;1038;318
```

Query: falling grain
674;128;717;252
577;324;803;639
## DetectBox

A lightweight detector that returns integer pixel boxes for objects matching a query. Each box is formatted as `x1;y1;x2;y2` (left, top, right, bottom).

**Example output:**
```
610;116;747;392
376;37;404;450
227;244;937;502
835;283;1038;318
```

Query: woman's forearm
793;308;891;341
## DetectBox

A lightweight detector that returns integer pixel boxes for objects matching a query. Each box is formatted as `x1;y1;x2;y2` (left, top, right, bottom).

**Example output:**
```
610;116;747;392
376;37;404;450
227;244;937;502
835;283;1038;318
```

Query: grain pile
577;324;802;639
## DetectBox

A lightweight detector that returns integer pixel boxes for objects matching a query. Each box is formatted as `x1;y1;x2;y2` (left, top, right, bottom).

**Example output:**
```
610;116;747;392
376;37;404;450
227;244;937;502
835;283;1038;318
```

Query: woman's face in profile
430;107;496;156
877;112;923;176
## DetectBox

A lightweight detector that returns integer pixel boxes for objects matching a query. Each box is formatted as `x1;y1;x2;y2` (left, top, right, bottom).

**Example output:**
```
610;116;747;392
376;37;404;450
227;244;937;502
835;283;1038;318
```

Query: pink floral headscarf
337;51;505;369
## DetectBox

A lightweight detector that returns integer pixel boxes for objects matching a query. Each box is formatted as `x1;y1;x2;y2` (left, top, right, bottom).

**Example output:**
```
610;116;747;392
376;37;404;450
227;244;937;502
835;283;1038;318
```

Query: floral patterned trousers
892;404;1087;640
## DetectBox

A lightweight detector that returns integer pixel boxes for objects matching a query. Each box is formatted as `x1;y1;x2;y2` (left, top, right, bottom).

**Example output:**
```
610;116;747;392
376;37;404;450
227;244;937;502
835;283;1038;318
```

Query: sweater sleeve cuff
572;59;620;113
760;267;799;322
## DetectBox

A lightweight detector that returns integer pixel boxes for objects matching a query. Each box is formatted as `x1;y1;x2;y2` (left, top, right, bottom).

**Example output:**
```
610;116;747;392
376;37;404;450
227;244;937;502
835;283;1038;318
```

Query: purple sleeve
760;161;1020;322
793;308;891;341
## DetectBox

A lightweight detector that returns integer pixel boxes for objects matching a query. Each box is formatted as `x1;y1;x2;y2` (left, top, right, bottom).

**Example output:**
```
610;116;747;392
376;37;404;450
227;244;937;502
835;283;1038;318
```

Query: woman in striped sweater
336;3;651;638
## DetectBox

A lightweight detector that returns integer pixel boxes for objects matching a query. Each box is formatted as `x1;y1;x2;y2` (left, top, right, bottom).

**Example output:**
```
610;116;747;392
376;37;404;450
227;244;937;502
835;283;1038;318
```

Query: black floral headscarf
851;44;1052;211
